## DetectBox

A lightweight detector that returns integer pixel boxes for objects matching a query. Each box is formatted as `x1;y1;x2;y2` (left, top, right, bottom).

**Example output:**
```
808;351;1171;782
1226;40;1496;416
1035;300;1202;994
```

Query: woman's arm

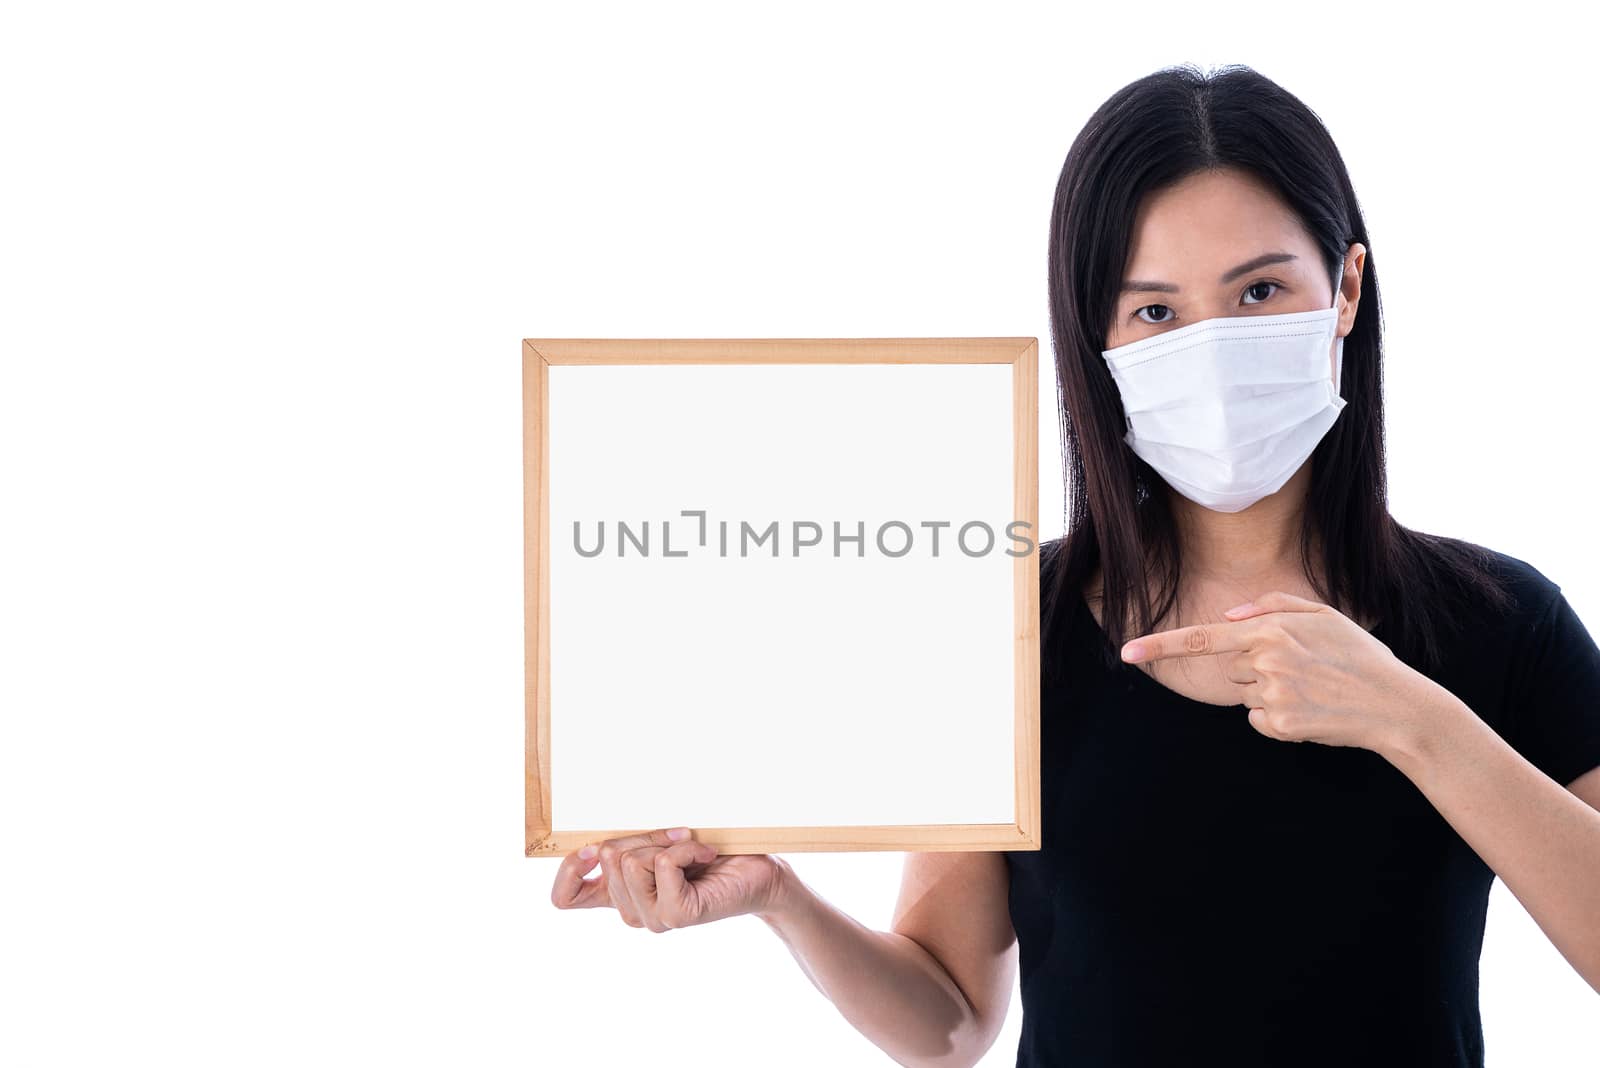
1122;588;1600;994
757;851;1016;1068
1380;696;1600;993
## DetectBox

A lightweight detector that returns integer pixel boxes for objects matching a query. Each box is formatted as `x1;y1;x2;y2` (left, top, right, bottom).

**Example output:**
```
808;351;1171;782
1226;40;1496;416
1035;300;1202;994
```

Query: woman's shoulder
1423;533;1562;620
1387;534;1577;689
1037;537;1093;618
1037;536;1088;678
1037;535;1082;591
1431;537;1600;787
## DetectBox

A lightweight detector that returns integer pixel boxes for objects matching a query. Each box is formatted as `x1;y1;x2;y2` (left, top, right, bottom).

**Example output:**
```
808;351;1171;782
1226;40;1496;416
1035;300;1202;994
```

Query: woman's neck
1166;465;1312;587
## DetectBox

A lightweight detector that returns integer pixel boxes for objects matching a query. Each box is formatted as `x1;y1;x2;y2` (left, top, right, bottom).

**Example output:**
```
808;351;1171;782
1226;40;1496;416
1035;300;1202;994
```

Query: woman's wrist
1373;678;1474;784
754;855;811;929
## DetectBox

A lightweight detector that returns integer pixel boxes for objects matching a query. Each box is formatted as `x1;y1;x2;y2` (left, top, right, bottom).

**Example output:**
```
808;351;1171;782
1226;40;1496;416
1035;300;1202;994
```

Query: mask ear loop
1329;264;1345;395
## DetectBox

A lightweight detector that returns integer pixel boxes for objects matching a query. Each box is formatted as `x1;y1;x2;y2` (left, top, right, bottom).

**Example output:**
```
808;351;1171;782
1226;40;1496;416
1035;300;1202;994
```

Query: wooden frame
522;337;1040;857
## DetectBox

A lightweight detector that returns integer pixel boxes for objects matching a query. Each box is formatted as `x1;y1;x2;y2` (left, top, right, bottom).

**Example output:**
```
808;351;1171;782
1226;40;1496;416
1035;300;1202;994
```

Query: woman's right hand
549;827;793;932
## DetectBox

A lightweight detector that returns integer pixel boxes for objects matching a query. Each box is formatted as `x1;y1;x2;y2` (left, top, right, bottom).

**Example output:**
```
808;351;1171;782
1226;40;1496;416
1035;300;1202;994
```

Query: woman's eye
1134;304;1174;325
1242;281;1279;304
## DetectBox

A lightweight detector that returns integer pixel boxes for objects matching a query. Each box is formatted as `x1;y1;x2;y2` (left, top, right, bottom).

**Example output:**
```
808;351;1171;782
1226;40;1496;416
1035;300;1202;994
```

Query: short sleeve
1506;589;1600;788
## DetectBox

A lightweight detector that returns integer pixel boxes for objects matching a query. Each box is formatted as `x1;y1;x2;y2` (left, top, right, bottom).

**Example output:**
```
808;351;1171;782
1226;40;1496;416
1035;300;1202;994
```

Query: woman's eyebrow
1119;251;1300;295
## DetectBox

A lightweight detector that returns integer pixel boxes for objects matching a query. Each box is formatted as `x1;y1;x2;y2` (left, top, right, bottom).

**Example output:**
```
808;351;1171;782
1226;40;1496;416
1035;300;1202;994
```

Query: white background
3;2;1596;1065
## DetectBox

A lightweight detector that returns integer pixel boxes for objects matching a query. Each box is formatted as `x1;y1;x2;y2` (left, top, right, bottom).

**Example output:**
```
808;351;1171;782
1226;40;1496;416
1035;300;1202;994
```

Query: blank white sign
524;339;1039;855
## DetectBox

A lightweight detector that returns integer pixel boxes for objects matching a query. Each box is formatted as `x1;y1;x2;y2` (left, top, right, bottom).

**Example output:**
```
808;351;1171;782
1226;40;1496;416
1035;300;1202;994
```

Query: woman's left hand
1120;589;1452;753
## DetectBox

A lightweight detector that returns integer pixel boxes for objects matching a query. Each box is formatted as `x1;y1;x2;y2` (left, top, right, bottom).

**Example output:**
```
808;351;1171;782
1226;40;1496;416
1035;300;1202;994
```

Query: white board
523;338;1040;856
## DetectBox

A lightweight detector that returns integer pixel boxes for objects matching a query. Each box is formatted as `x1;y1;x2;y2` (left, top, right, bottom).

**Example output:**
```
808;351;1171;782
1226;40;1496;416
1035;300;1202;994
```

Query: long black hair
1042;62;1512;682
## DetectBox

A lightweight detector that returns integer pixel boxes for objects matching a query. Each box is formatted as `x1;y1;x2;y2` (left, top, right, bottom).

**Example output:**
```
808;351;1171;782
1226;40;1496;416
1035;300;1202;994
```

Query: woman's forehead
1122;175;1319;288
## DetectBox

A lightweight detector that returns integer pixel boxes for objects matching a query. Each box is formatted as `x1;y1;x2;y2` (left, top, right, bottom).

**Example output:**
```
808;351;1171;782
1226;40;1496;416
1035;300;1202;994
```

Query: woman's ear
1349;243;1367;286
1336;242;1367;330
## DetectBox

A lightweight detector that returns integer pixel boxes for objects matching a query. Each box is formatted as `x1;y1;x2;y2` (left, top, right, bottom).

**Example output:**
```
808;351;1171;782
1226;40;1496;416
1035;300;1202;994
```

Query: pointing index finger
1122;616;1261;664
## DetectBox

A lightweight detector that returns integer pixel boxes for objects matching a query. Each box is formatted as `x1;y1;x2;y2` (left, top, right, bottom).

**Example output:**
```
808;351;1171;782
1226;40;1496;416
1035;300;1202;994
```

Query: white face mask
1099;274;1346;513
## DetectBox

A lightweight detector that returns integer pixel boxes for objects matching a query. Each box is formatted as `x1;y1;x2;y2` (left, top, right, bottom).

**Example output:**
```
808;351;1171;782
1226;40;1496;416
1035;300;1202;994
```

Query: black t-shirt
1004;543;1600;1067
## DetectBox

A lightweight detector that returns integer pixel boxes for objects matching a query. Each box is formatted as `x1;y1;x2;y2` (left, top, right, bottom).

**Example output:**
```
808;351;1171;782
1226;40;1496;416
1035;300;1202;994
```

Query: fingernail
1225;602;1253;616
667;827;689;841
578;845;597;859
1121;641;1143;662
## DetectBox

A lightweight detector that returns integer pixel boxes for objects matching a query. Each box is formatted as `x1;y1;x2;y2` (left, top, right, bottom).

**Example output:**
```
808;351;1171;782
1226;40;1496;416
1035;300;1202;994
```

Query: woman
549;64;1600;1066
